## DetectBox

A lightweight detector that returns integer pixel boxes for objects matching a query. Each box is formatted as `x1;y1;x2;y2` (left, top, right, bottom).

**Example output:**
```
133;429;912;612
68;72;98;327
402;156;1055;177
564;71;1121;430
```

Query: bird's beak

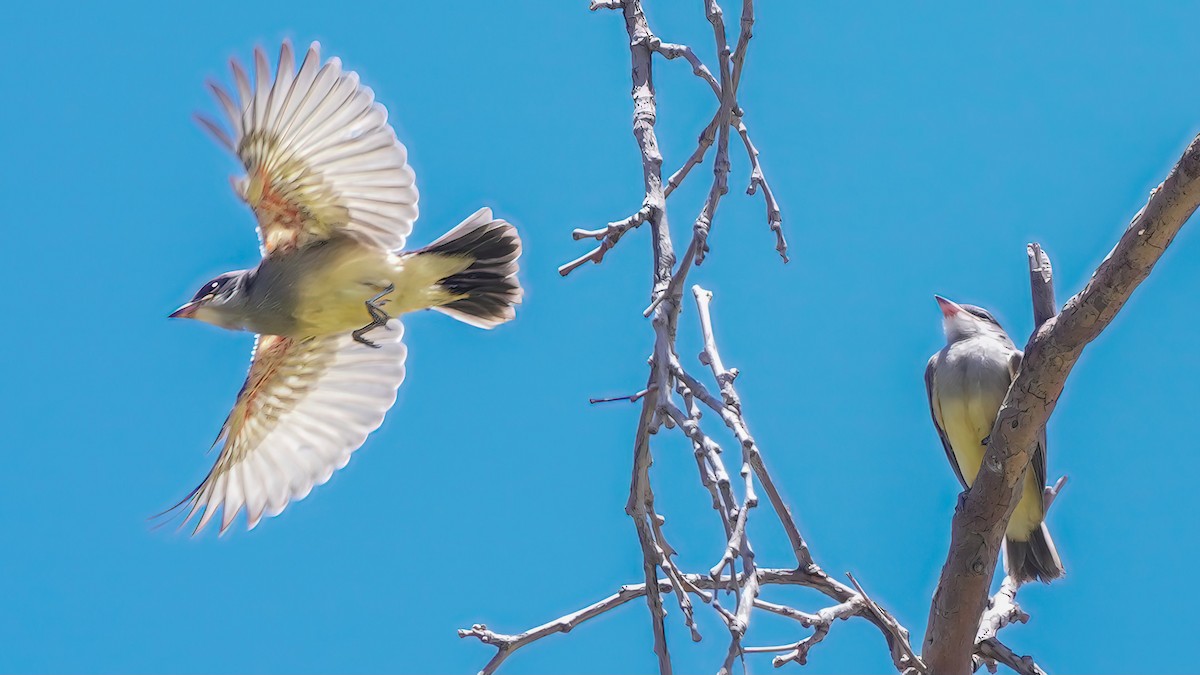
935;295;962;318
170;301;199;319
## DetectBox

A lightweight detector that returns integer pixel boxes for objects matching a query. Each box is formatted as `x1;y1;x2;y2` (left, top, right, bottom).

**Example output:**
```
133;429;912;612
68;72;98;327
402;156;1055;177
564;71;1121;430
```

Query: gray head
934;295;1012;344
170;271;248;329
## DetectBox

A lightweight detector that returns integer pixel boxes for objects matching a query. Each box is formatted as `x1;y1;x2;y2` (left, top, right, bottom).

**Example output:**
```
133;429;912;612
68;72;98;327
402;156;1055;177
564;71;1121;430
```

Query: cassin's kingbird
925;296;1064;583
165;41;522;534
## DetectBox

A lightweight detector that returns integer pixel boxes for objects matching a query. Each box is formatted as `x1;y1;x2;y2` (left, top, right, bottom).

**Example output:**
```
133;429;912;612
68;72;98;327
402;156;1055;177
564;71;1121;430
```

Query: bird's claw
352;329;382;349
353;283;395;348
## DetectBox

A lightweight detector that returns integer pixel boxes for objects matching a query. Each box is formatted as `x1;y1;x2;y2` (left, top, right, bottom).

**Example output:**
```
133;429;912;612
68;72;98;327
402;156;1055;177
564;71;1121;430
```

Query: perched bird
925;296;1064;583
165;41;522;534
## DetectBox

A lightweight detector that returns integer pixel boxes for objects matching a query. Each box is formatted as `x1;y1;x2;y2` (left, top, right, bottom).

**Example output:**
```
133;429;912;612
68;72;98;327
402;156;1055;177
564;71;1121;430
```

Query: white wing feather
199;41;419;255
174;321;407;534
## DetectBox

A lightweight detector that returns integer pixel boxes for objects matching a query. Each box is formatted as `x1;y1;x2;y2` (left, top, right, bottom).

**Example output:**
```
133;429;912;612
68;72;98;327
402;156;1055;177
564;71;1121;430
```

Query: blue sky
2;2;1198;673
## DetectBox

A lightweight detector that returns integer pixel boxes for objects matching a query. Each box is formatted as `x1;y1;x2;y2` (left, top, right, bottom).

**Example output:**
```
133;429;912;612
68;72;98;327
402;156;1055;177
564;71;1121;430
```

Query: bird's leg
352;283;396;348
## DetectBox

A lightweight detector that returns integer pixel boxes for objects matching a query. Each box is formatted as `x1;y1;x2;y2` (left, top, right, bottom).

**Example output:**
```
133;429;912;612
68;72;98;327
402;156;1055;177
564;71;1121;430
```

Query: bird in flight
165;41;522;535
925;296;1063;583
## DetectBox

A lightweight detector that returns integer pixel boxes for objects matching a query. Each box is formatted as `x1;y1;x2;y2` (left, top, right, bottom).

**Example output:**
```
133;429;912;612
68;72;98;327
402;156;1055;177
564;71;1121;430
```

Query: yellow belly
291;244;395;336
940;394;1042;541
289;239;473;337
940;393;996;488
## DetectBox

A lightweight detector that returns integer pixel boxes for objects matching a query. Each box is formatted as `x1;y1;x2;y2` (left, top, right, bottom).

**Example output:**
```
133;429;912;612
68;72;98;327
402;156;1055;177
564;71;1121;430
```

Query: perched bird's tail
412;207;523;329
1004;523;1065;584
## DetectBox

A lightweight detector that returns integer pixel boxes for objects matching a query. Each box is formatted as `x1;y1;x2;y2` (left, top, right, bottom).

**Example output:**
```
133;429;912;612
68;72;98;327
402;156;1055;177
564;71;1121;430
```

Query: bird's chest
935;341;1015;483
249;241;396;338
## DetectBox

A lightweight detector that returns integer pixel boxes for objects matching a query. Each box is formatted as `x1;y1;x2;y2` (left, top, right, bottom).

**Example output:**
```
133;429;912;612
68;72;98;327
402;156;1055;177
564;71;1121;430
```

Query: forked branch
466;2;917;673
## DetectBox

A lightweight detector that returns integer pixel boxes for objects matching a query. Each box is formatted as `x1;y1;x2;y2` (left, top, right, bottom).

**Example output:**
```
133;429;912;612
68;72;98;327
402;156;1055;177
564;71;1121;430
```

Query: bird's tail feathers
1004;523;1065;584
414;207;522;329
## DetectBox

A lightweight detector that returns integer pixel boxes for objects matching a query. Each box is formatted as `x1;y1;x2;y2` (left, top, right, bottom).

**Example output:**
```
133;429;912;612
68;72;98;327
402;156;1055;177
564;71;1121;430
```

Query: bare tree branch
744;596;861;668
725;0;786;260
558;207;653;276
1027;243;1056;328
924;134;1200;673
975;576;1027;646
458;584;650;675
565;0;786;281
734;114;787;260
460;568;918;674
589;388;652;404
466;3;924;673
652;39;721;97
677;287;813;568
1043;475;1067;513
611;4;682;674
847;573;925;673
975;639;1048;675
966;478;1069;671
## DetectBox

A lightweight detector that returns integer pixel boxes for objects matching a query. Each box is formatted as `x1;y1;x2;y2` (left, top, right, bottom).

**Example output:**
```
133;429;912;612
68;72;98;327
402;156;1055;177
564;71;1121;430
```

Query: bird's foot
956;490;970;512
981;435;992;447
353;283;395;348
352;327;381;348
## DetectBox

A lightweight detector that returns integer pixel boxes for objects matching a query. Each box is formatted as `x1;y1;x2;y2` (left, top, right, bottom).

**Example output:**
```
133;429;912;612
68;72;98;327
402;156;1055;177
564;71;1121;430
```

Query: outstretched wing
172;322;406;534
926;353;968;489
198;41;419;255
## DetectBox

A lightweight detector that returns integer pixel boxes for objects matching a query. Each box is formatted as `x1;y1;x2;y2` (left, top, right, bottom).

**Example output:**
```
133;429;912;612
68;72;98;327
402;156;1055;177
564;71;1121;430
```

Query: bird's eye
193;279;226;302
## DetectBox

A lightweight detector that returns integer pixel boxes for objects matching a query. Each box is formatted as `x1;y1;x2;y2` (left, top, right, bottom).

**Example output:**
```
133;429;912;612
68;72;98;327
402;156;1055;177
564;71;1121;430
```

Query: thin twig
743;596;860;668
1043;475;1068;512
589;388;651;405
665;109;724;198
652;39;721;97
690;286;813;567
733;114;787;260
559;206;653;276
457;583;656;675
847;573;926;673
